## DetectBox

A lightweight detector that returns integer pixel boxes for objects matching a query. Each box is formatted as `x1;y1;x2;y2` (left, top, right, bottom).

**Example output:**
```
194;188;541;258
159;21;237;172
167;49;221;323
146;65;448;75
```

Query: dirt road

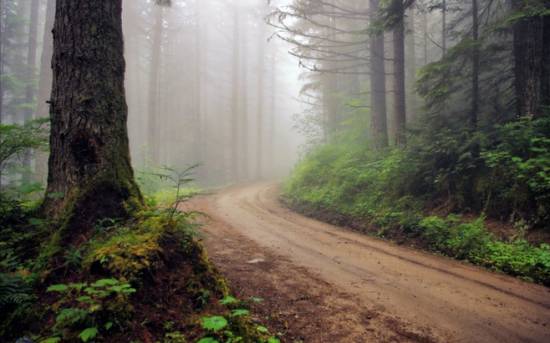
194;183;550;343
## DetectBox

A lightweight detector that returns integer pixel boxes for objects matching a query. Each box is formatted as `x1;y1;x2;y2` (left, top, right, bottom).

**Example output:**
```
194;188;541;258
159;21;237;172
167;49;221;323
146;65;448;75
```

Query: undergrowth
284;117;550;285
1;161;281;342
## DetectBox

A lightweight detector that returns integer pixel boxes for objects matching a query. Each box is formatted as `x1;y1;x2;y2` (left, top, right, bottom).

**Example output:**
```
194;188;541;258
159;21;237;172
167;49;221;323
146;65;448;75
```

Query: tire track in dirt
189;183;550;343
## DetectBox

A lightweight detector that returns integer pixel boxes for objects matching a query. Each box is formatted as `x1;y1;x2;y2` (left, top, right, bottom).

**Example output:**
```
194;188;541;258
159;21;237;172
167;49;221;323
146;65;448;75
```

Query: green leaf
197;338;219;343
56;308;88;326
267;337;281;343
40;338;61;343
231;309;250;317
79;327;98;342
76;296;93;303
69;283;88;291
104;322;113;330
256;325;269;333
47;284;68;292
92;278;119;287
200;316;228;332
219;295;238;305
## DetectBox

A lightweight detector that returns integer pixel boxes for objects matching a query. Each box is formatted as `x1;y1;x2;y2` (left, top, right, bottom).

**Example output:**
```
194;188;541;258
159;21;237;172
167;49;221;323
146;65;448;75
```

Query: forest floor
183;183;550;343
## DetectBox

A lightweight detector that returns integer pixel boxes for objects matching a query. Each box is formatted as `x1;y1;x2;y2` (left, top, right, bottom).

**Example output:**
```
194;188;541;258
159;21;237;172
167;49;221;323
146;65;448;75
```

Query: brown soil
187;182;550;343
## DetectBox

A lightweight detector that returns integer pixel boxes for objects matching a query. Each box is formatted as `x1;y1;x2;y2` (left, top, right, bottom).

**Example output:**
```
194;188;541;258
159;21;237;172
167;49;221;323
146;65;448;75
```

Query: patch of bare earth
185;197;439;343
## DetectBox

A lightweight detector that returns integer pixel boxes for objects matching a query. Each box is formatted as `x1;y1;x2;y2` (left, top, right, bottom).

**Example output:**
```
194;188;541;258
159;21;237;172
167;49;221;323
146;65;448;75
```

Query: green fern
0;273;33;309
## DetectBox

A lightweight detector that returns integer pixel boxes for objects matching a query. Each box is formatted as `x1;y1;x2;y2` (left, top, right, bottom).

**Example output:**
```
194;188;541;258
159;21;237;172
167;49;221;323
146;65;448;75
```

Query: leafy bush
197;295;280;343
483;241;550;284
43;278;135;342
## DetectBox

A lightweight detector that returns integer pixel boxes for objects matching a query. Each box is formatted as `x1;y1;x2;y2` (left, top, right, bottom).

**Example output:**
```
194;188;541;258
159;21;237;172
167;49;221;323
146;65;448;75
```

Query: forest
0;0;549;342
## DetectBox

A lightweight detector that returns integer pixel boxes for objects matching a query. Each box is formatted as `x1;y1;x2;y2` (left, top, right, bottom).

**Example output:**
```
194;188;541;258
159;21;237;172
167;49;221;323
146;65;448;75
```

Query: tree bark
43;0;141;228
393;0;407;146
369;0;389;148
512;0;545;118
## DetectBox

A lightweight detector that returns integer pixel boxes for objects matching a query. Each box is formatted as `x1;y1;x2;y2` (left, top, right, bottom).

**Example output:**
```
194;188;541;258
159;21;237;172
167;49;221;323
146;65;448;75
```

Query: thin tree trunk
24;0;39;119
369;0;389;148
268;50;276;178
471;0;480;128
393;0;407;146
406;7;417;122
542;10;550;115
423;7;428;65
239;29;249;181
194;2;204;178
512;0;545;118
36;0;55;120
21;0;40;180
43;0;141;229
255;16;266;180
148;5;163;165
231;10;240;182
0;0;5;125
442;0;447;55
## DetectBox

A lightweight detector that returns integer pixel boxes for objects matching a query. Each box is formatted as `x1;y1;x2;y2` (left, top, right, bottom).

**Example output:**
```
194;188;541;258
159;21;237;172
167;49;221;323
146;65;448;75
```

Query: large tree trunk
512;0;545;118
369;0;389;148
43;0;141;229
392;0;407;146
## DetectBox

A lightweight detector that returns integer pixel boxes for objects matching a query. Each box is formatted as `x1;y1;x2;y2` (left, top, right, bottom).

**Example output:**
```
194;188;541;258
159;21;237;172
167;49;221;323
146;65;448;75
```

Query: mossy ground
1;199;279;343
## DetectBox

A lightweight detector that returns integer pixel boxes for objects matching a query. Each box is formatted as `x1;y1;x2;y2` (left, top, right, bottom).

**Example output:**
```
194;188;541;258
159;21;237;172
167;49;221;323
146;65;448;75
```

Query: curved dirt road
198;183;550;343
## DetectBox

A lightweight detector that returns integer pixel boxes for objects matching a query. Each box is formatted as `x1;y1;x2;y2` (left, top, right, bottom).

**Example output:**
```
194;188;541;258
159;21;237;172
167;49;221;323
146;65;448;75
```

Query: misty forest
1;0;550;342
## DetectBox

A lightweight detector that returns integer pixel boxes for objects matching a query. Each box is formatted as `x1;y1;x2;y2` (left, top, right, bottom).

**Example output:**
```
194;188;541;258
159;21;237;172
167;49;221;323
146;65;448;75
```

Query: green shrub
43;278;135;342
483;241;550;285
284;116;550;284
445;218;492;260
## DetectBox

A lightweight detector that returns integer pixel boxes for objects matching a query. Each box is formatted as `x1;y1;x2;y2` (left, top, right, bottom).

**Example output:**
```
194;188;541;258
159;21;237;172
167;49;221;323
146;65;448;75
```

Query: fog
1;0;508;188
122;0;304;186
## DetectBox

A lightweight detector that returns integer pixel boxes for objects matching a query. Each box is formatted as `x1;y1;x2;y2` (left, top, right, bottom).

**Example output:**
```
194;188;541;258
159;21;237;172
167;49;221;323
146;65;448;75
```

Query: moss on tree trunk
42;0;142;241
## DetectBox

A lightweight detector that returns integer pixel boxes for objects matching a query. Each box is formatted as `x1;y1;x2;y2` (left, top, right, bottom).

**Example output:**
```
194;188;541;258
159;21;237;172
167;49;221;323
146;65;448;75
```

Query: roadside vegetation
278;0;550;286
284;116;550;285
0;120;281;343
